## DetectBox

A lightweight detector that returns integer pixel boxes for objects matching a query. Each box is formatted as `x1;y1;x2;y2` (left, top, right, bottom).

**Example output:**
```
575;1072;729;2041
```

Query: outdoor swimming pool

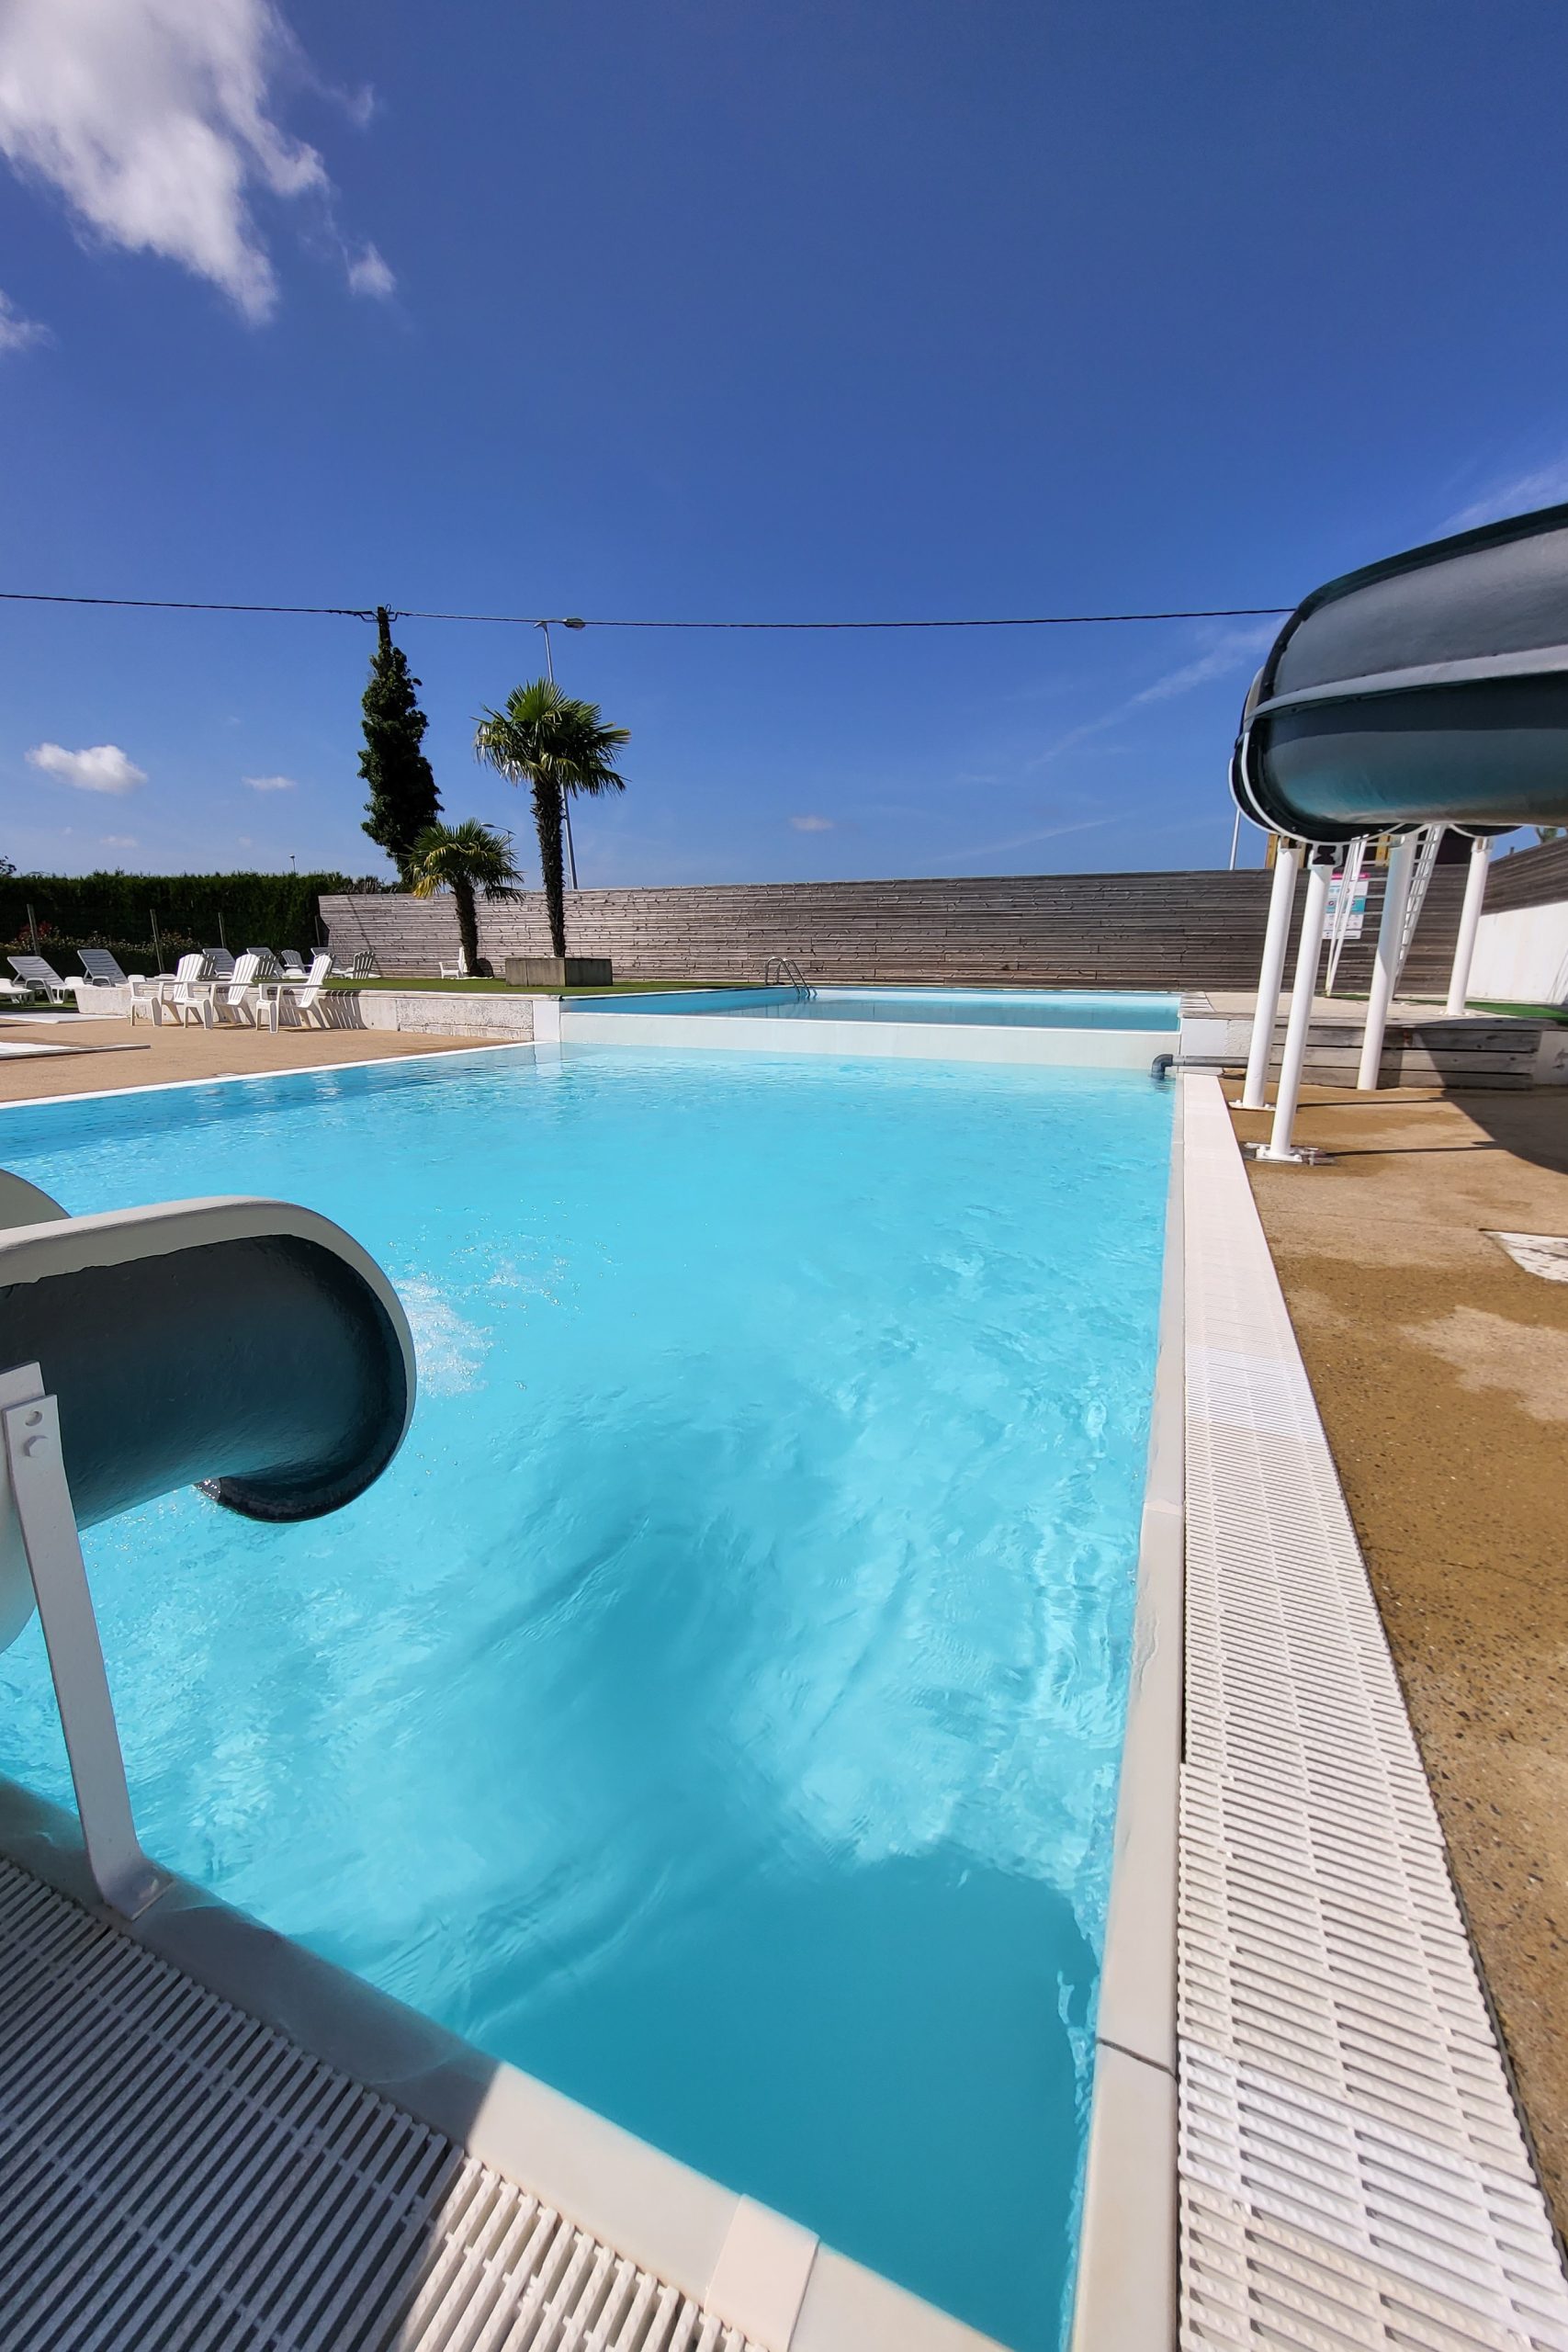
583;985;1181;1031
0;1044;1170;2351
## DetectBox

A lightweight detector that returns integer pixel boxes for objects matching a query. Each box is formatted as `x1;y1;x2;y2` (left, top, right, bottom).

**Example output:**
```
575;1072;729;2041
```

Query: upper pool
580;985;1180;1031
0;1045;1170;2351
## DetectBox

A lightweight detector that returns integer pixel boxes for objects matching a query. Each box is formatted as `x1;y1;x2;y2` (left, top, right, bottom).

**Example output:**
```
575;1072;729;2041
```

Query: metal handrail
762;956;814;1000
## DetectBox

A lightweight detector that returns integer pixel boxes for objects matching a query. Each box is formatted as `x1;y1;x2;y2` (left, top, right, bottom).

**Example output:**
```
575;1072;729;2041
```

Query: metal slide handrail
1396;824;1444;983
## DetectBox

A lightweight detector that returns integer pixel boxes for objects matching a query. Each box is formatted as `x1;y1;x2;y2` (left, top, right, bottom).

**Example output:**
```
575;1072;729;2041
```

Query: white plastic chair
213;952;264;1026
279;950;308;978
279;952;334;1028
154;954;212;1027
204;948;236;982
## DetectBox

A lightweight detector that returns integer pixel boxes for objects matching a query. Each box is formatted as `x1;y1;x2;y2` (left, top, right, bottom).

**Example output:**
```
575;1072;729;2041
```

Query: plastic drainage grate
0;1857;756;2352
1179;1079;1568;2352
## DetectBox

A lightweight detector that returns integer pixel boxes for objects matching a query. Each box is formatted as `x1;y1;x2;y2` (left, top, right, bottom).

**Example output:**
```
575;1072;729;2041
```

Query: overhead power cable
0;589;1292;629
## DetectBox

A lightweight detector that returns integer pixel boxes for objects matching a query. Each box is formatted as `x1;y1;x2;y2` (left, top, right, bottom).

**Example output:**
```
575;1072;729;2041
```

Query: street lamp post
537;617;587;891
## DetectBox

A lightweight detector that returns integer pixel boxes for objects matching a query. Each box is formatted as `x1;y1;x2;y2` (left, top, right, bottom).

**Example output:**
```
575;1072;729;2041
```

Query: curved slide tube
0;1195;415;1651
1233;501;1568;845
0;1189;414;1916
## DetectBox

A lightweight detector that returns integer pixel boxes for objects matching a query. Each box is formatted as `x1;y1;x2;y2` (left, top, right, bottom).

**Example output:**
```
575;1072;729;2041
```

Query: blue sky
2;0;1565;886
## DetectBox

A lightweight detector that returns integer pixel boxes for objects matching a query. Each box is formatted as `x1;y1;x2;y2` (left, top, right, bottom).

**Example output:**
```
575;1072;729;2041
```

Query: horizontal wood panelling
322;863;1467;989
1484;836;1568;912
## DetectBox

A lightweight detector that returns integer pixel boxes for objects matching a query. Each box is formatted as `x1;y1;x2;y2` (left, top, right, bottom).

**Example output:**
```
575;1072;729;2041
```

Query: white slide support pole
0;1366;166;1920
1445;835;1492;1017
1239;837;1303;1111
1260;852;1333;1162
1356;834;1419;1091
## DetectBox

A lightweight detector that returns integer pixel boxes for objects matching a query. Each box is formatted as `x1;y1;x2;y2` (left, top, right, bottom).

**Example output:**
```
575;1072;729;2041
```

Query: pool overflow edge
1068;1072;1184;2352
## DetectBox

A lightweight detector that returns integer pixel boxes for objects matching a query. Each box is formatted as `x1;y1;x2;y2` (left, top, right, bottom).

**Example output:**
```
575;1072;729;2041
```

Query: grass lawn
1469;998;1568;1025
324;976;728;997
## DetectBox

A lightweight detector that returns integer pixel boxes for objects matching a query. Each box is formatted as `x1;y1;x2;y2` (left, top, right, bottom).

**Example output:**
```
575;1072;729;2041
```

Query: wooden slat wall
321;863;1467;990
1484;836;1568;913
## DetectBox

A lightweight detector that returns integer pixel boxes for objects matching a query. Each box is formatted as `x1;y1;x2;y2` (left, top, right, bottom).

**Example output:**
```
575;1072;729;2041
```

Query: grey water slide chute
0;1185;415;1913
1232;502;1568;845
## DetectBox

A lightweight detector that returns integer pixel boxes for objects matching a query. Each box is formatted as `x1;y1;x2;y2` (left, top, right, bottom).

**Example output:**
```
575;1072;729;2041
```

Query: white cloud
789;813;835;831
99;833;139;849
1031;621;1278;773
934;814;1117;866
1130;622;1278;707
28;741;147;795
345;242;394;300
243;771;296;791
1442;458;1568;536
0;288;47;350
0;0;391;322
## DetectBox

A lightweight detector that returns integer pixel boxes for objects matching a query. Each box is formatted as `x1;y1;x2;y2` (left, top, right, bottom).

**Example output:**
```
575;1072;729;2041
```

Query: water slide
1232;500;1568;844
0;1177;414;1908
1227;502;1568;1156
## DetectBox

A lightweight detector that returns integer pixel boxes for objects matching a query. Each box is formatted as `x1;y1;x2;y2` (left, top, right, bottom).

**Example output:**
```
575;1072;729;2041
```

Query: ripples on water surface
0;1046;1169;2351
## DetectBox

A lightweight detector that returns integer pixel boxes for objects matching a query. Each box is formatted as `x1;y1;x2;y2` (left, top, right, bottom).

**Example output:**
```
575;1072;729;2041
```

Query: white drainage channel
1179;1077;1568;2349
0;1854;762;2352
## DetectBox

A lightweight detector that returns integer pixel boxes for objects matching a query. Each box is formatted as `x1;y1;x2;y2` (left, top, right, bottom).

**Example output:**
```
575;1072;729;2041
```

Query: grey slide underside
0;1191;416;1649
1233;501;1568;844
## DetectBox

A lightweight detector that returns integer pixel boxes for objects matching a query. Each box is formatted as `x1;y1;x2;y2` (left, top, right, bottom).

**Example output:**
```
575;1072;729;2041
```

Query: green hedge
1;871;368;956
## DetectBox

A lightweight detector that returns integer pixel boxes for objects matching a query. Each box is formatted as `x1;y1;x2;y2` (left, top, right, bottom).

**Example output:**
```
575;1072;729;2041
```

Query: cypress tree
359;608;441;880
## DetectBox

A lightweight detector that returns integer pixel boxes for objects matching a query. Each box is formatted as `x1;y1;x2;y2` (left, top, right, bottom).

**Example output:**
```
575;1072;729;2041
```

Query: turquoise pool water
580;985;1180;1031
0;1046;1169;2350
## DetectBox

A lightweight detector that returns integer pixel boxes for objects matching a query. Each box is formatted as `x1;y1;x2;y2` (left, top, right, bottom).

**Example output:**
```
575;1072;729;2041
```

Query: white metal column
1356;834;1419;1091
1239;837;1303;1111
1444;834;1492;1017
0;1363;166;1919
1259;852;1333;1162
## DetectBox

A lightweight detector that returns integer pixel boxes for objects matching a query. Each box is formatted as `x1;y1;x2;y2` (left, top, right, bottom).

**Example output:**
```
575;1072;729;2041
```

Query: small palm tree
407;820;524;977
472;680;629;958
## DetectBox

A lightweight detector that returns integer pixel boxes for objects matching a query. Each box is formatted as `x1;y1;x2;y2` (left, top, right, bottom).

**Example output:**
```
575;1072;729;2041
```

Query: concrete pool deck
1231;1080;1568;2257
0;1013;518;1103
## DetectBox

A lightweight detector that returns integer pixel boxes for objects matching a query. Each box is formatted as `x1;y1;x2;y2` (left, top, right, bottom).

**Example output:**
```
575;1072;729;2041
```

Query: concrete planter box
502;956;613;989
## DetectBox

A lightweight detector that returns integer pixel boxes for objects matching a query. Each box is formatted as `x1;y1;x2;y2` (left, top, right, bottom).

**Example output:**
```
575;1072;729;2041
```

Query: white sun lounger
77;949;131;988
7;956;73;1006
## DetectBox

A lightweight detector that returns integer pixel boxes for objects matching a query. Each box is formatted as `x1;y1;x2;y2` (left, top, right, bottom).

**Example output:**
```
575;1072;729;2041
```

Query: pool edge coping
1068;1071;1183;2352
0;1036;538;1119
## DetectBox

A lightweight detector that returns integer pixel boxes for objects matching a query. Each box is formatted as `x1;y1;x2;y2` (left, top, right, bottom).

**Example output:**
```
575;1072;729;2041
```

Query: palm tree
406;820;524;977
472;680;629;959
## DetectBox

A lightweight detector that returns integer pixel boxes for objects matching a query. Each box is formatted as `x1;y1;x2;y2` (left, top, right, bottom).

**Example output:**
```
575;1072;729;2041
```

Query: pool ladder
763;956;815;1001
